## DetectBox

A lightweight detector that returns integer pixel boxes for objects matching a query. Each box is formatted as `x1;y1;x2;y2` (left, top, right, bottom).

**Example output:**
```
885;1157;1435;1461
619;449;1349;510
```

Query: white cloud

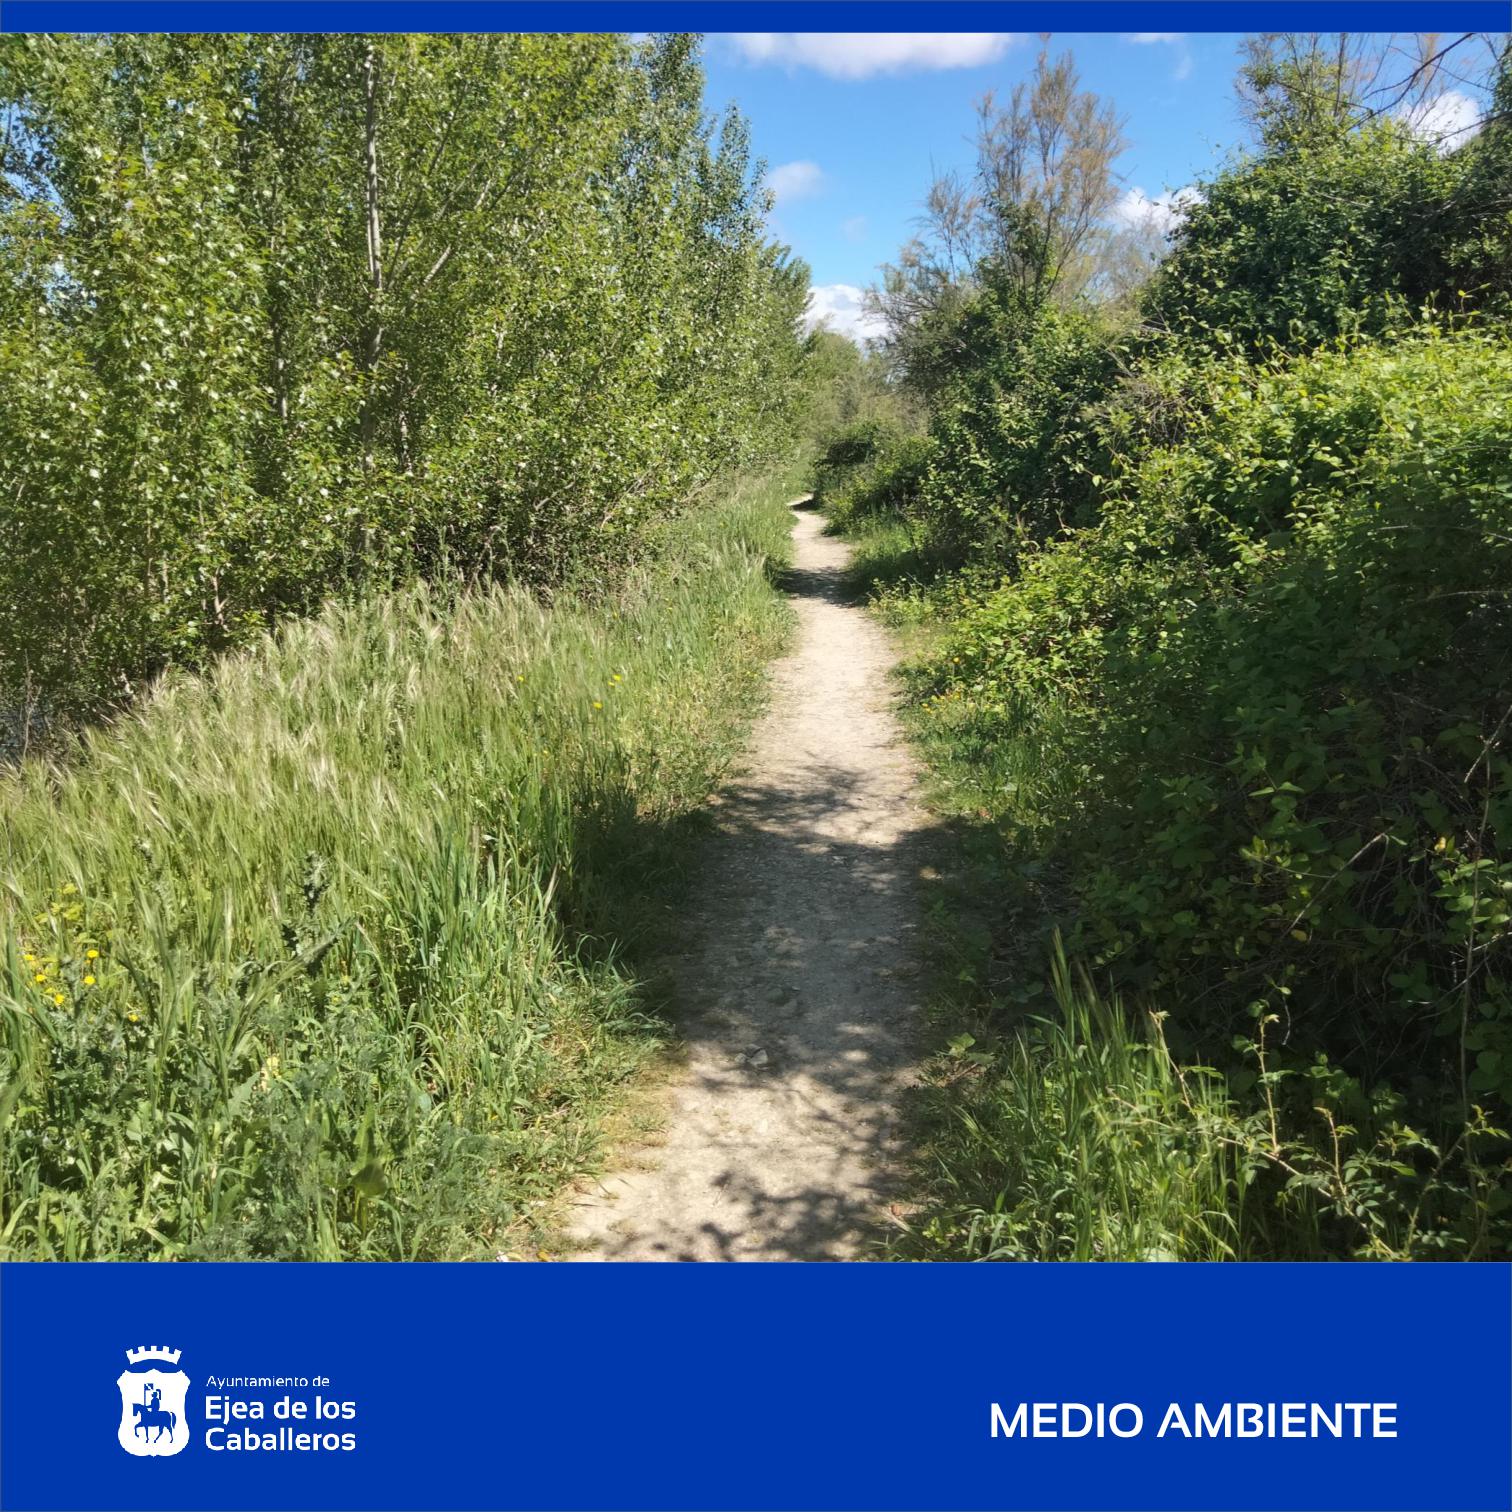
1111;185;1201;237
1397;90;1482;153
731;33;1015;80
805;284;887;345
1124;32;1192;80
768;160;825;205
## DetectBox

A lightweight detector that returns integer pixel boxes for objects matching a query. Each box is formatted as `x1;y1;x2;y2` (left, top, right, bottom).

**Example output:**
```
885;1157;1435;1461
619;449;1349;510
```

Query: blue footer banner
1;1262;1508;1512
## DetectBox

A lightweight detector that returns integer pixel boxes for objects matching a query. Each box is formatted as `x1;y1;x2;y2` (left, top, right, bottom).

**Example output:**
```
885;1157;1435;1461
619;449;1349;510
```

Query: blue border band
2;1261;1510;1512
3;3;1509;34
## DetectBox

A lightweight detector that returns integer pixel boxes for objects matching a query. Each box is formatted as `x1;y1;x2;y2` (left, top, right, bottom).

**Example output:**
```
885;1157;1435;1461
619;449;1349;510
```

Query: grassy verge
0;465;801;1260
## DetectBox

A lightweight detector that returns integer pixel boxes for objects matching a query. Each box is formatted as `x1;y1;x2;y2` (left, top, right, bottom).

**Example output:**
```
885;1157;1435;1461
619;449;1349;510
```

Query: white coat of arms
116;1345;191;1457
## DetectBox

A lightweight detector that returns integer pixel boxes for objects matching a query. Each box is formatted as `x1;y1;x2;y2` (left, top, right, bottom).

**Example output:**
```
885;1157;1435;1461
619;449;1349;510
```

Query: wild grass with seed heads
0;468;799;1259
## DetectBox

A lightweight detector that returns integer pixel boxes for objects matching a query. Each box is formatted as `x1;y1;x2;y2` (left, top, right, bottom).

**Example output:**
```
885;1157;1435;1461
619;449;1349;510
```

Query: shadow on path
566;502;941;1261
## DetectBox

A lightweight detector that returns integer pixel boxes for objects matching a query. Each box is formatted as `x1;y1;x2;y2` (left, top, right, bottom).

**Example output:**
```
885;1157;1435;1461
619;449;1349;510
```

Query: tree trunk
359;41;385;474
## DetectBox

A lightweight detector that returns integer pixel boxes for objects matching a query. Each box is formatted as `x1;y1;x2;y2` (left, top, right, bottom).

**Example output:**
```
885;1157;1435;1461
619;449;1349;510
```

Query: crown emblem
125;1345;181;1366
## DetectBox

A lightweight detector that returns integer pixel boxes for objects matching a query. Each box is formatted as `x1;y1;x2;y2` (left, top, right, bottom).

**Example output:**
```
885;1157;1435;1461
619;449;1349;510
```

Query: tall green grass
901;950;1245;1261
897;942;1482;1260
0;468;799;1259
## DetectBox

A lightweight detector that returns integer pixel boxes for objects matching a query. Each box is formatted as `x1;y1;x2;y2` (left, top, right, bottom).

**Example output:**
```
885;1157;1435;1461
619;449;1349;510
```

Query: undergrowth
819;352;1512;1259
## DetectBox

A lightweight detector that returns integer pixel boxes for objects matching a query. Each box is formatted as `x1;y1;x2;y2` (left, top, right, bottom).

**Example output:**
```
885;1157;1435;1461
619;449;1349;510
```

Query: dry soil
563;499;932;1260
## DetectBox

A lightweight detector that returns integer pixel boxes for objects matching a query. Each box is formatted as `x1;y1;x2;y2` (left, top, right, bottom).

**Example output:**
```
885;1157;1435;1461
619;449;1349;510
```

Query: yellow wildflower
86;949;99;960
84;975;96;987
52;993;64;1006
592;701;603;710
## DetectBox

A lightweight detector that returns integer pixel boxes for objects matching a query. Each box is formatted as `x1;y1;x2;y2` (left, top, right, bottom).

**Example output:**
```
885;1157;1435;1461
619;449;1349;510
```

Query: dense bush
915;330;1512;1251
812;290;1126;569
812;418;931;519
1144;122;1464;354
837;47;1512;1257
916;291;1125;558
0;33;807;725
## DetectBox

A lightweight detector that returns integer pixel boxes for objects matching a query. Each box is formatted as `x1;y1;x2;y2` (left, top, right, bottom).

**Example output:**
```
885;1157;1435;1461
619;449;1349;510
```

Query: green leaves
1144;120;1470;357
869;326;1512;1256
0;33;809;725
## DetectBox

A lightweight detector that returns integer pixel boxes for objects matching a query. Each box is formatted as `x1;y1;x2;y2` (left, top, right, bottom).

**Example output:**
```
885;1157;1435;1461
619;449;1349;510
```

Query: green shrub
914;292;1125;560
815;294;1127;580
822;434;934;526
811;418;912;500
1144;121;1465;354
920;330;1512;1248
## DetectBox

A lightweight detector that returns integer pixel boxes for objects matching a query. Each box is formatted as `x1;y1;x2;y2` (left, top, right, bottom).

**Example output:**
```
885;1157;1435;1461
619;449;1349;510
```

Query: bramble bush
918;328;1512;1251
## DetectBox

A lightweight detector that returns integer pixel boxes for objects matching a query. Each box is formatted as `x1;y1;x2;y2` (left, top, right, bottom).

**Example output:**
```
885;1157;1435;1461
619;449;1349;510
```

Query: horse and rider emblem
116;1345;190;1457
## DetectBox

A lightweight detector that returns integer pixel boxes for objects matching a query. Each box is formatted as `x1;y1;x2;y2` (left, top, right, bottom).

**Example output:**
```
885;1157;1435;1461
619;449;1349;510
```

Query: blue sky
697;32;1484;339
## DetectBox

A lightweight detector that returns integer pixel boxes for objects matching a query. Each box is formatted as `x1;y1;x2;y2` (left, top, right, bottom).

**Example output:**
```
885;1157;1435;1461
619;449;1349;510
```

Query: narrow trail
565;499;934;1261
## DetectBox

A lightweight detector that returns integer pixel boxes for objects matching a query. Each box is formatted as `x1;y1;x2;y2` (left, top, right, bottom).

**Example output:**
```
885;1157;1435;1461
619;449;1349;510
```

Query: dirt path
564;499;933;1261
